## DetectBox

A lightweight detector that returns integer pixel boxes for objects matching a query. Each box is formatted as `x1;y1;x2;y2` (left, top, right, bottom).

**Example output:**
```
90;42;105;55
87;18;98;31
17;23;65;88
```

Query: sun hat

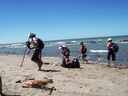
62;45;66;47
59;46;62;50
28;32;36;38
59;45;66;50
107;38;112;42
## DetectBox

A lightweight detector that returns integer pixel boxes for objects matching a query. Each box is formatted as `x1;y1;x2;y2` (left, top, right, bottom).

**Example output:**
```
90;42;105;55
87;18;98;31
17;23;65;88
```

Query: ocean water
0;35;128;64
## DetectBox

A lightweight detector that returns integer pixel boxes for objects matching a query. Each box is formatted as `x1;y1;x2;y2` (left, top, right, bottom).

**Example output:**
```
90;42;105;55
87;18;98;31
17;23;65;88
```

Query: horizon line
44;34;128;42
1;34;127;45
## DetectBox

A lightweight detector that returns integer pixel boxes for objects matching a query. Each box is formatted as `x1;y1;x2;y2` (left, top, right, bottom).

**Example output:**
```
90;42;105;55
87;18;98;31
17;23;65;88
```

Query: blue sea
0;35;128;64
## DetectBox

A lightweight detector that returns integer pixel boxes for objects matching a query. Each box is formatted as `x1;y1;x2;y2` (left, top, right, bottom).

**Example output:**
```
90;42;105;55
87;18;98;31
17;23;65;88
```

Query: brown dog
22;78;53;88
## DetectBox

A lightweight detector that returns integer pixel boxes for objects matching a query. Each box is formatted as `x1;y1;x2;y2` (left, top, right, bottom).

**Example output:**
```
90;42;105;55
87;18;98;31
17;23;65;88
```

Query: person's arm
107;43;110;50
30;37;39;49
79;46;82;53
65;58;72;64
107;42;113;50
33;38;39;47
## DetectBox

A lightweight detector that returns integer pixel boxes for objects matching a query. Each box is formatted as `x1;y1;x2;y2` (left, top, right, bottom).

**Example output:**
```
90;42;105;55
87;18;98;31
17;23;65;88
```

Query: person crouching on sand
26;32;44;71
59;45;70;59
59;45;70;65
59;45;80;68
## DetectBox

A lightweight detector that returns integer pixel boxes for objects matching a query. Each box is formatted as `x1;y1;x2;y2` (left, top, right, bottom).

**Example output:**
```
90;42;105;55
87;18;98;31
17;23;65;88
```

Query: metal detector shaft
20;46;27;67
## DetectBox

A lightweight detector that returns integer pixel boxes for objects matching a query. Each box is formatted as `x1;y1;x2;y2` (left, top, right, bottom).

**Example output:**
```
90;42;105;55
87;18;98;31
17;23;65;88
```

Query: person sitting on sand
107;38;116;67
59;45;71;66
59;45;70;59
61;56;72;68
79;42;88;63
61;56;80;68
26;32;44;71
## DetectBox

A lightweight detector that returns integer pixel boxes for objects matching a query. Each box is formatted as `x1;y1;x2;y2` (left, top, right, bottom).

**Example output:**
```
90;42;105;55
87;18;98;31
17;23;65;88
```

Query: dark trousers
107;50;116;61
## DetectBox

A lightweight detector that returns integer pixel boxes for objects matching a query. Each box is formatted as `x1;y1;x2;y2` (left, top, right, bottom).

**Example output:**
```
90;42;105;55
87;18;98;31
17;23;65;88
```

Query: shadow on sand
39;69;61;72
1;93;21;96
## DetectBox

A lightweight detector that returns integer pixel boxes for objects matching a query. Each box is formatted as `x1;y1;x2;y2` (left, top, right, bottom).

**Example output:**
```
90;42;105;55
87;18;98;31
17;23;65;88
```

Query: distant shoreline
44;34;128;42
0;35;128;45
0;35;128;65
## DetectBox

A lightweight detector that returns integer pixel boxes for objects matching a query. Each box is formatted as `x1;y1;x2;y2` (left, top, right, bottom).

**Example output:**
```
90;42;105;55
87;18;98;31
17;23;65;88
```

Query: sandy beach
0;55;128;96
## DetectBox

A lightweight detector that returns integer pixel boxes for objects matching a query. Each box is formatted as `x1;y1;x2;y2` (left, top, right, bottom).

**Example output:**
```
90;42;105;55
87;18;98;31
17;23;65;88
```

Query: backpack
112;43;119;53
61;58;80;68
71;58;80;68
80;46;87;53
37;38;44;49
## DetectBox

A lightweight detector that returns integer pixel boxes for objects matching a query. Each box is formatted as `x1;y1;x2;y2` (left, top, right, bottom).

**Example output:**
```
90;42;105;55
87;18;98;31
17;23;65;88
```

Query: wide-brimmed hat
28;32;36;38
59;44;66;50
107;38;112;42
62;45;66;47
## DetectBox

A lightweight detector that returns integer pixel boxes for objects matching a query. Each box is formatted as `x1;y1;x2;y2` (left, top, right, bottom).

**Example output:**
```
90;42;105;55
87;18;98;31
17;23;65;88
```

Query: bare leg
38;51;43;70
32;60;43;70
83;57;88;64
107;60;110;67
38;63;43;71
85;58;88;63
113;60;117;68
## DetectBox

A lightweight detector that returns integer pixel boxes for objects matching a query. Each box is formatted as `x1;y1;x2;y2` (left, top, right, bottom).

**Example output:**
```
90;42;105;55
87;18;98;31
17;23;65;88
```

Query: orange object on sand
22;78;53;88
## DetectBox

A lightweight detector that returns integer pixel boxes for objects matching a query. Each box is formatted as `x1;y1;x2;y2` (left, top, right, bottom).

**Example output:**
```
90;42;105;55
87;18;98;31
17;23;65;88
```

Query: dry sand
0;55;128;96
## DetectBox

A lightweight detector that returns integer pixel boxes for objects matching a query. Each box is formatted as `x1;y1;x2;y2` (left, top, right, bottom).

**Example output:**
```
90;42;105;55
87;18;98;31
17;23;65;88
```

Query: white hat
62;45;66;47
59;46;62;50
107;38;112;42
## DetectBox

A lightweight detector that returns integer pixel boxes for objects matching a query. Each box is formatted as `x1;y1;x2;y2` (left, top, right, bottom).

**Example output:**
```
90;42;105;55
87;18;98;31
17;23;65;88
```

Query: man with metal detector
26;32;44;71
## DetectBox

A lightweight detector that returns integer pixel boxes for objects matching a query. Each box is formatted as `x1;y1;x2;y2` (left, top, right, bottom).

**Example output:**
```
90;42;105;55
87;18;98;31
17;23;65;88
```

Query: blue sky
0;0;128;43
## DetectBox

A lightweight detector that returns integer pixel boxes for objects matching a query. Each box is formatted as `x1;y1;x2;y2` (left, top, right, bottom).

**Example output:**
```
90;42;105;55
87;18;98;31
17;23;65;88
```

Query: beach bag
112;43;119;53
37;38;44;49
61;58;80;68
70;58;80;68
80;46;87;54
